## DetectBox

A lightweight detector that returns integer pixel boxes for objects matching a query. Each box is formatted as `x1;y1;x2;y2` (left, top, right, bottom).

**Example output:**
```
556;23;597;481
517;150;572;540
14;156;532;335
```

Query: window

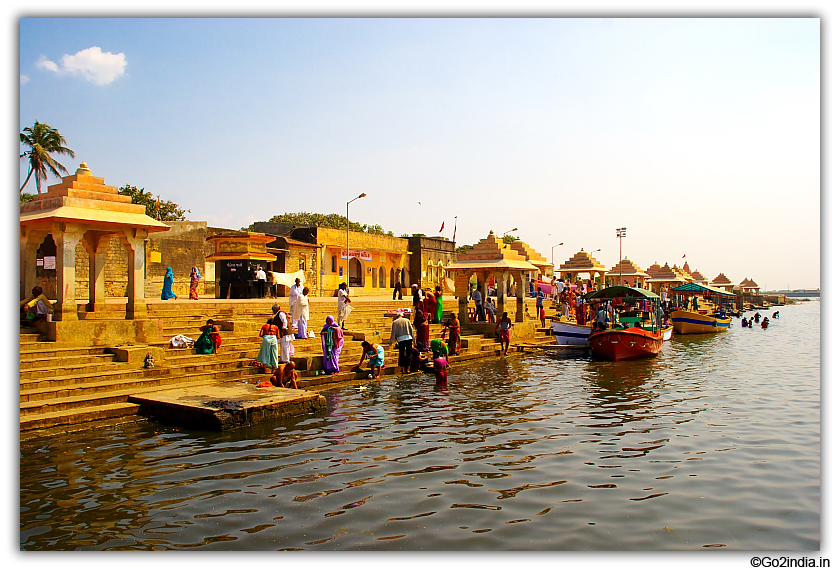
299;254;306;272
331;255;336;272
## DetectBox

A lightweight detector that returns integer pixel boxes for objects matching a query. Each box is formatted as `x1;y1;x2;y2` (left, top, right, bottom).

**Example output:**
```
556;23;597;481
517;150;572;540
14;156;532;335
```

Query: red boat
584;285;666;361
589;327;664;361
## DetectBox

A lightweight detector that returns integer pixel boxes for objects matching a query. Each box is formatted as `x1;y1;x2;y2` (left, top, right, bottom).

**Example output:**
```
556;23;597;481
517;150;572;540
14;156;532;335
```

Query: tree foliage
118;184;189;221
503;234;517;244
455;244;474;254
256;212;394;236
20;193;36;204
20;121;76;193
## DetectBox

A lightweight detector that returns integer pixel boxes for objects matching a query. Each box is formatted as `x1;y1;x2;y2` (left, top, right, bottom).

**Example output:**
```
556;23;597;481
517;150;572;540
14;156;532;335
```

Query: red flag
682;254;686;258
439;221;445;233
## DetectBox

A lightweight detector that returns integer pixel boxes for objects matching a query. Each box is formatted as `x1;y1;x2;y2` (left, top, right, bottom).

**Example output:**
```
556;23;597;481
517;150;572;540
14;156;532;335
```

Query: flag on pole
682;254;686;258
439;221;445;233
452;216;457;242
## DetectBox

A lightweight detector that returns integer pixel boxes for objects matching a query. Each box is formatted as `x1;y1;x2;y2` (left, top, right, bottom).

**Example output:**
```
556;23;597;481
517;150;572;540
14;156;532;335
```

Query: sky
18;17;820;291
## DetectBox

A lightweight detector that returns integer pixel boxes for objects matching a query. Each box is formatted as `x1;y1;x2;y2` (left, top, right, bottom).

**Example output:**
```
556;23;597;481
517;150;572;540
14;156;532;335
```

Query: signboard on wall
43;256;56;270
341;249;373;261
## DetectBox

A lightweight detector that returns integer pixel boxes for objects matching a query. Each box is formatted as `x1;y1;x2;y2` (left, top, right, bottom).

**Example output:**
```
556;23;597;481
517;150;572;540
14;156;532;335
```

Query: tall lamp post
616;227;626;286
551;242;564;272
346;193;367;287
590;249;601;288
503;227;518;238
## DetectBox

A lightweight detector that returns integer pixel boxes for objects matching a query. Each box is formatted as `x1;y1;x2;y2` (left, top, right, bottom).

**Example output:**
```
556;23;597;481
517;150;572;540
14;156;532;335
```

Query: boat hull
662;326;673;341
589;328;664;361
671;311;732;334
551;318;591;346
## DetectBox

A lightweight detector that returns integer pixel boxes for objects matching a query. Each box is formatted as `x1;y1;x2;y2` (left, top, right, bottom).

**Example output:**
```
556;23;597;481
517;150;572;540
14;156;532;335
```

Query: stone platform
128;382;327;431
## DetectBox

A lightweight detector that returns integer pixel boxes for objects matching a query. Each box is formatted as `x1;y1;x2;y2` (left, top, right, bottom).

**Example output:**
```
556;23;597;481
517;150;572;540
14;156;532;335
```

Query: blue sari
161;267;177;300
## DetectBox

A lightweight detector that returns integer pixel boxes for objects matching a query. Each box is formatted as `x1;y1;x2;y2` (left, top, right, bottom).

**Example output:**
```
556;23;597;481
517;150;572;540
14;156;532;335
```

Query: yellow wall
317;227;409;296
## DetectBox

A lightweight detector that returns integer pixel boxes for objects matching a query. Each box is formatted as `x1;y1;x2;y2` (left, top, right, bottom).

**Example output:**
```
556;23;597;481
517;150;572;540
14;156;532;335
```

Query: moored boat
551;316;592;346
670;282;736;335
584;286;666;361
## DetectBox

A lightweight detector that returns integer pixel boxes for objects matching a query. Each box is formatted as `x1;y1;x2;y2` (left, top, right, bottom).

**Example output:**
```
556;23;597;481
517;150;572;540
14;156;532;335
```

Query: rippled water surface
20;301;820;550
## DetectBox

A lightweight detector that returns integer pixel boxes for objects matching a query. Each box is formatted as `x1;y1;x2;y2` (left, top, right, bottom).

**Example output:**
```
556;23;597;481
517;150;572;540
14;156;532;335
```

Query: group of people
20;286;53;325
160;266;203;300
741;311;772;329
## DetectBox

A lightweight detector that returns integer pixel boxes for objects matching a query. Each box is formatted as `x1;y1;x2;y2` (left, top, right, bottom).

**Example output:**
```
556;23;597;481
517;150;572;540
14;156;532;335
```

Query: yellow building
307;227;410;296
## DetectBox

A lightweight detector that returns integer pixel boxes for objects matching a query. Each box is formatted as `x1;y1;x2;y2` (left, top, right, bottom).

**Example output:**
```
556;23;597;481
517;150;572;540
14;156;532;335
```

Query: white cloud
35;55;58;73
20;74;29;85
35;47;127;85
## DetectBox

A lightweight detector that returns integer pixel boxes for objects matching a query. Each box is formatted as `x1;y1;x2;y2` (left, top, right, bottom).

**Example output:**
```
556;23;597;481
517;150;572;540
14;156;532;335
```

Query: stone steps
20;402;143;432
20;352;118;370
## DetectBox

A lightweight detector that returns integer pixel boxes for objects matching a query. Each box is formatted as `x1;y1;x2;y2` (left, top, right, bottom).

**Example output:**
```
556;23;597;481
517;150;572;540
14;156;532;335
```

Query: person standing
414;305;430;352
496;311;513;356
434;285;444;325
393;276;404;300
412;284;421;308
320;316;345;374
189;266;202;300
472;287;485;322
266;269;276;298
337;282;352;330
295;286;310;339
289;277;303;313
256;318;280;373
161;267;177;300
272;304;295;364
535;288;545;319
389;312;415;373
254;266;267;299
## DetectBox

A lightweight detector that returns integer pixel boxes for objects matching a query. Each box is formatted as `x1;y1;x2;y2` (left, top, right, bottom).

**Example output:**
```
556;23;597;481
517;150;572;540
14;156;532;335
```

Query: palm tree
20;121;75;194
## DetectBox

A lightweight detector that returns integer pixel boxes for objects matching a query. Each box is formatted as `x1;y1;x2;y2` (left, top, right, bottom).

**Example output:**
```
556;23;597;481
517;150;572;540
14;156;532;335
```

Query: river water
20;300;820;551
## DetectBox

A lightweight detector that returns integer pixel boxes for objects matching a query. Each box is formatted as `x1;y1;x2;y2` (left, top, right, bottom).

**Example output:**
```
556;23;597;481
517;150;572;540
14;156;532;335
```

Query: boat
669;282;735;334
661;325;673;341
584;286;666;361
551;315;592;346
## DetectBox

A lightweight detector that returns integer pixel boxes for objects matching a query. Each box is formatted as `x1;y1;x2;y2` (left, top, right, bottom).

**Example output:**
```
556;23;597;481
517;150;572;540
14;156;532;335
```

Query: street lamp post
346;193;367;287
551;242;564;272
503;227;518;238
616;227;626;286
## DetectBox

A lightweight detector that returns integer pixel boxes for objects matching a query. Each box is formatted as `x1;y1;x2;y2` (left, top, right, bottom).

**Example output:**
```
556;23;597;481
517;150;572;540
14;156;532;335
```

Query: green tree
20;121;76;194
503;234;517;244
253;212;394;235
20;193;36;204
118;184;189;221
455;244;474;254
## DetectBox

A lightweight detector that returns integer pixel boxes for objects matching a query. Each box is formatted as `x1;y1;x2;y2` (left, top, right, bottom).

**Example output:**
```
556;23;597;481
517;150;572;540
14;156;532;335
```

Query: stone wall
146;221;214;298
407;236;455;289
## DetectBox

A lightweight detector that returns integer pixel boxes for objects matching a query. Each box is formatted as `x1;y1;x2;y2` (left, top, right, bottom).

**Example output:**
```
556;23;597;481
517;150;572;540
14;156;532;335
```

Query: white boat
662;325;673;341
551;316;591;346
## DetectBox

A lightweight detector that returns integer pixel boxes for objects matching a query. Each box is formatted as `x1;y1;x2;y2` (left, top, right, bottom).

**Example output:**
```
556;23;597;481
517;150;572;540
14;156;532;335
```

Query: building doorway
349;258;363;287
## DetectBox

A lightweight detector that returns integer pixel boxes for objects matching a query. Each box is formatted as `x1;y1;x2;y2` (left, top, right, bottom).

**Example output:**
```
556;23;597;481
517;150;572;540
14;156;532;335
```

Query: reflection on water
20;301;820;550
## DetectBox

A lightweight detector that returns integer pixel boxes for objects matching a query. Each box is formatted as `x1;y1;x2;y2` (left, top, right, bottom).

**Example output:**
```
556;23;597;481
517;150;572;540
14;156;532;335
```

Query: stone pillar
82;231;111;313
457;274;469;325
516;271;525;322
54;224;84;321
497;270;508;318
20;228;46;300
121;229;149;319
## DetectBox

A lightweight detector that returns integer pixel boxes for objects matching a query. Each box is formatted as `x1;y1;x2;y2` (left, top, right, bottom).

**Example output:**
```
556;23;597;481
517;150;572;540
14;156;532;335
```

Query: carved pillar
497;270;508;318
516;271;525;322
457;271;469;325
54;223;84;321
82;231;111;313
121;229;148;319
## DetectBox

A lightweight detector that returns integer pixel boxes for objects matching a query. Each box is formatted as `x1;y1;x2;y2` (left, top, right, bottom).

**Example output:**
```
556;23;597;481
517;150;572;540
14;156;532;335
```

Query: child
496;311;514;356
539;306;547;328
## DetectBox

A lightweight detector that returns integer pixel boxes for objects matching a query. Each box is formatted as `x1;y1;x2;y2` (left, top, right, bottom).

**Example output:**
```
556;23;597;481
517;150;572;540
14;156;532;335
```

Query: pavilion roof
446;231;538;272
645;263;689;283
508;239;554;270
606;257;650;278
19;162;170;233
711;273;732;286
557;249;606;273
691;270;708;282
740;278;760;289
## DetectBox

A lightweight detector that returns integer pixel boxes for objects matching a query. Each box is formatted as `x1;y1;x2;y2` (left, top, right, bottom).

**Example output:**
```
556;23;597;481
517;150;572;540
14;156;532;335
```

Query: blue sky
19;17;820;290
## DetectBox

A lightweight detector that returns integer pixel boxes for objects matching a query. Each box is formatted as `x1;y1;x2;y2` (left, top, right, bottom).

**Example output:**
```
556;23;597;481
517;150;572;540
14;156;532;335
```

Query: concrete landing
129;383;327;431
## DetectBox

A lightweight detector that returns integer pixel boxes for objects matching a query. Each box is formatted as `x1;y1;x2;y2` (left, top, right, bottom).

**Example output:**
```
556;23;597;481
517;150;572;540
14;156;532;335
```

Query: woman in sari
429;338;450;385
423;290;438;324
189;266;201;300
414;306;430;352
256;318;280;372
434;286;444;324
320;316;345;374
195;319;221;355
161;267;177;300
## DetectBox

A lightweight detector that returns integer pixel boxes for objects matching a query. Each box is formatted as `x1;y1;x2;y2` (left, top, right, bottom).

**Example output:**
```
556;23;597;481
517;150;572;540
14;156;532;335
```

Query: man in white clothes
255;266;267;298
289;277;303;314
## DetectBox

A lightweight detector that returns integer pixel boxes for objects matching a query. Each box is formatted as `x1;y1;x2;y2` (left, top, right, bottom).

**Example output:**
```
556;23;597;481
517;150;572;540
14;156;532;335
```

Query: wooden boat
584;286;666;361
551;315;592;346
670;282;735;335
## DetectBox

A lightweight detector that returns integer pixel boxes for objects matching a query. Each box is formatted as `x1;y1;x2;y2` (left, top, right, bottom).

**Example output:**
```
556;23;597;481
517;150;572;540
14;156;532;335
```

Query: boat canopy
584;285;660;301
671;282;736;297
